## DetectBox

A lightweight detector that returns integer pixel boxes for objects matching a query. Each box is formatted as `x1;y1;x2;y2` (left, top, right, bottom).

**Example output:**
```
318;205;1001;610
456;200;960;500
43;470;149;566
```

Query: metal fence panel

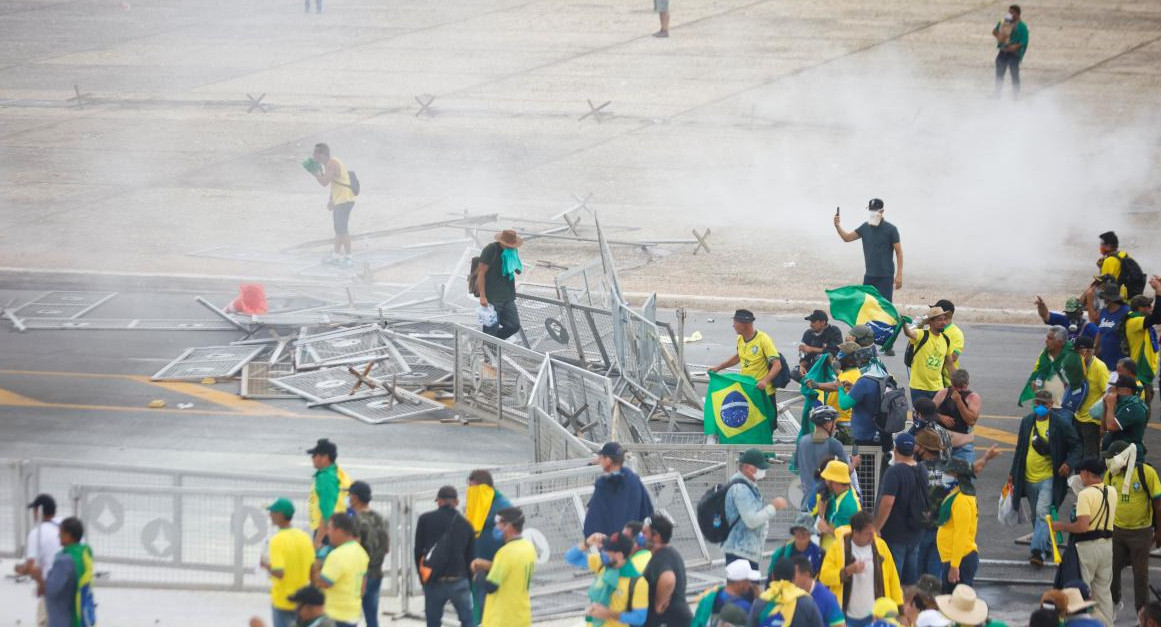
0;459;21;557
612;298;668;399
152;346;265;381
530;407;599;463
452;325;546;426
548;359;616;444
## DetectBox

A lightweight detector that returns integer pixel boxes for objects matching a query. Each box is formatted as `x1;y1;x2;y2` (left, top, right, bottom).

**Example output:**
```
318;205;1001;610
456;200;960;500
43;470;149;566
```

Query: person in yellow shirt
261;498;317;627
902;307;955;403
709;309;783;405
307;438;352;550
814;343;861;427
573;533;650;627
621;520;653;572
1124;280;1161;408
310;143;359;267
471;507;537;627
935;460;978;594
1050;457;1118;625
1102;441;1161;613
932;300;964;387
818;511;903;624
316;514;369;627
1073;336;1110;458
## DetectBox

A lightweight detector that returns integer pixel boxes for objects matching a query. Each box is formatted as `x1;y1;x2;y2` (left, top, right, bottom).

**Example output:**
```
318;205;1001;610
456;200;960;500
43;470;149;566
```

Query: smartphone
835;207;840;217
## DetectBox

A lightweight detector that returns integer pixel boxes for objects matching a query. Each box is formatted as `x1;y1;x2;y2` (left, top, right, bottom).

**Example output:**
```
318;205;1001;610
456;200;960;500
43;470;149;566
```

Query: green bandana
500;247;523;280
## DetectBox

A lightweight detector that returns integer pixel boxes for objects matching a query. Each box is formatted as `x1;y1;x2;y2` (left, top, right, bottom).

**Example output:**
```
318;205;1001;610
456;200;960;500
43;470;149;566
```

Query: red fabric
232;284;267;315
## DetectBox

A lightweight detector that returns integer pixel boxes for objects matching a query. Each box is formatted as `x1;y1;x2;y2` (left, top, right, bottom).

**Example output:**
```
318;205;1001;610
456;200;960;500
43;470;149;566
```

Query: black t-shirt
854;221;900;277
800;325;844;367
642;545;692;627
479;241;516;303
876;462;927;544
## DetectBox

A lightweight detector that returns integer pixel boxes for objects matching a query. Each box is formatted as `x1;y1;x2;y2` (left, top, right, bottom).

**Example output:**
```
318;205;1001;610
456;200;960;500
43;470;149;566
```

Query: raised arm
834;209;860;243
1034;295;1051;324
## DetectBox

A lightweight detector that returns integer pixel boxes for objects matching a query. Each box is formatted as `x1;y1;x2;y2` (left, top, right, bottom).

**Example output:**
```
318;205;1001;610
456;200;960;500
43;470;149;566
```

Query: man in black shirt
413;486;475;627
833;198;904;302
476;229;524;340
641;514;692;627
874;433;926;586
798;310;844;379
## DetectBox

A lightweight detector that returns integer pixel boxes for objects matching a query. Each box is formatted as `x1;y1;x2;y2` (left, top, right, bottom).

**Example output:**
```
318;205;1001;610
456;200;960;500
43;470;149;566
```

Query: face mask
1033;405;1050;418
868;212;884;226
492;525;505;542
1004;12;1013;21
941;474;957;487
754;468;767;481
599;551;613;566
635;532;646;549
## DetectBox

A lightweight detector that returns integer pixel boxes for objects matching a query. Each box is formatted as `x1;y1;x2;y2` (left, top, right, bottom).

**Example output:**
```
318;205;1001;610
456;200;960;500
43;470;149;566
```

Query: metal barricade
612;297;668;399
530;407;598;463
0;459;22;557
452;324;546;427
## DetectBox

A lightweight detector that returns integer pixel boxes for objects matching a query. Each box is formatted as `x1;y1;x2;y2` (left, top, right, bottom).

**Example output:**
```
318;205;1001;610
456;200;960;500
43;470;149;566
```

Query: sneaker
1029;550;1044;568
322;253;341;265
340;255;354;267
653;30;668;38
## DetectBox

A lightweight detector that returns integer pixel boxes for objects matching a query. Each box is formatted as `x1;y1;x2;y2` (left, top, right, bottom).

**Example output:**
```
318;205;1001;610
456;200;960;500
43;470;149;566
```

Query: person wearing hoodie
583;442;654;538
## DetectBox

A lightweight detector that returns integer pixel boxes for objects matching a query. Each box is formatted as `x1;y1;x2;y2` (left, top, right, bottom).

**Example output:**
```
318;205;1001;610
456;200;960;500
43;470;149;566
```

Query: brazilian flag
703;372;775;444
826;285;909;351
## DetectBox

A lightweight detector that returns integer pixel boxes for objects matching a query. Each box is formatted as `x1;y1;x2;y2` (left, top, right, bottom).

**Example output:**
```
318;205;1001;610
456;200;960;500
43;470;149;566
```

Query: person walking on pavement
652;0;670;38
931;370;981;463
1123;277;1161;409
874;433;927;586
1102;375;1150;457
14;494;61;627
35;517;93;627
307;438;352;550
641;514;692;627
818;511;903;627
1073;336;1110;459
583;442;654;537
348;482;389;627
315;514;369;627
261;498;315;627
931;300;965;385
1086;282;1131;371
903;307;955;404
308;143;357;265
414;486;476;627
991;4;1028;98
935;460;979;593
709;309;784;406
1102;440;1161;614
465;469;512;622
1036;295;1098;342
476;229;524;340
1051;458;1117;626
722;449;790;569
470;507;537;627
1009;389;1083;568
833;199;904;303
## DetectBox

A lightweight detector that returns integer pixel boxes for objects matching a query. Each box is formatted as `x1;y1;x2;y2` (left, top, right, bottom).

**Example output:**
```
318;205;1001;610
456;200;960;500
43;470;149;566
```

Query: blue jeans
482;299;521;340
951;441;975;464
424;577;475;627
942;551;979;593
271;608;296;627
1024;478;1054;555
362;576;382;627
918;528;942;578
888;539;921;585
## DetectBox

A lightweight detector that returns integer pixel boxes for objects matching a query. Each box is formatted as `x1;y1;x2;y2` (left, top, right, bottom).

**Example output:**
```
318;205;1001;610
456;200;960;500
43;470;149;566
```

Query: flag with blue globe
703;371;775;444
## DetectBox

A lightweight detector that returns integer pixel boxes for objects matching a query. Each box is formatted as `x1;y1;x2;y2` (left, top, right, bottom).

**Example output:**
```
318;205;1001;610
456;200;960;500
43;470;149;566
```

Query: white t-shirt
846;541;876;619
26;519;62;576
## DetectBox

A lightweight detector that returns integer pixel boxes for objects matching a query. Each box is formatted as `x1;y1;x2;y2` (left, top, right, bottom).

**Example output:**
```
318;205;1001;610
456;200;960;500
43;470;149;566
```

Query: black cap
931;299;955;313
602;532;635;556
805;310;828;322
1075;457;1106;476
306;438;337;460
436;485;458;500
868;198;885;211
27;494;55;510
1099;231;1118;247
349;480;372;503
598;441;624;458
1074;335;1094;350
1115;375;1138;390
287;585;326;606
732;309;755;323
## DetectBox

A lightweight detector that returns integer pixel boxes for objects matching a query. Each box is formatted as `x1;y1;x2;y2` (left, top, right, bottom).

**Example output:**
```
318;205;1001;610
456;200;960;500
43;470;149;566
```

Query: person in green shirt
992;4;1029;98
1102;375;1149;456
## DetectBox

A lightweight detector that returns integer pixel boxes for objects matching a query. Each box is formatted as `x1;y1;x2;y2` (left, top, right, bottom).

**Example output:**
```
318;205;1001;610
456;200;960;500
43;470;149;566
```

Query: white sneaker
323;253;342;265
340;255;354;267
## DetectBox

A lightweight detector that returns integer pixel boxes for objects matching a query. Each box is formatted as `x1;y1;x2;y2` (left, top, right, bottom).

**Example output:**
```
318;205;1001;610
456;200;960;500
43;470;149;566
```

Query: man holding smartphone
833;199;904;302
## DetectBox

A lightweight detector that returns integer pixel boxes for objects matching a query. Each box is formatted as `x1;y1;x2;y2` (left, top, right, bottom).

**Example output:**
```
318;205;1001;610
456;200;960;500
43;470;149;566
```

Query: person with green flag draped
39;517;95;627
935;459;979;593
1018;326;1086;412
566;532;650;627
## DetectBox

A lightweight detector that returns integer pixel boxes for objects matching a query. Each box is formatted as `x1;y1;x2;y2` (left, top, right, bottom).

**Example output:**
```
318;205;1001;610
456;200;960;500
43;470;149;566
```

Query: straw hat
495;229;523;247
935;585;988;626
1060;587;1096;612
924;307;948;320
820;460;851;484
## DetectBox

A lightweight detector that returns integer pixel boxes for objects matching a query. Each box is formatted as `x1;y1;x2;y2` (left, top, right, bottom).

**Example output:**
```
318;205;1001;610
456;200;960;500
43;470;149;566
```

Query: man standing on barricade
584;442;654;537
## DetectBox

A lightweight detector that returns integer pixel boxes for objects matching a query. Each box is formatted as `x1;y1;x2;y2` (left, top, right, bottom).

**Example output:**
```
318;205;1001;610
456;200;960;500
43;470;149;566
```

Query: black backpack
904;330;950;368
770;353;791;390
468;256;482;296
347;170;361;196
696;478;757;544
1114;252;1146;298
872;375;909;434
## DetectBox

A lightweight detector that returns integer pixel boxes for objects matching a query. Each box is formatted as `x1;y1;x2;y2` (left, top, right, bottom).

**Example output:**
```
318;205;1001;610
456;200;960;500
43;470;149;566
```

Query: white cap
748;567;763;582
725;559;751;581
916;610;953;627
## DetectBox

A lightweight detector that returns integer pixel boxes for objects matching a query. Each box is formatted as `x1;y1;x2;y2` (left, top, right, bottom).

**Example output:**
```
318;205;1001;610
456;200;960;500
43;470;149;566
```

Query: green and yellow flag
825;285;908;351
703;372;775;445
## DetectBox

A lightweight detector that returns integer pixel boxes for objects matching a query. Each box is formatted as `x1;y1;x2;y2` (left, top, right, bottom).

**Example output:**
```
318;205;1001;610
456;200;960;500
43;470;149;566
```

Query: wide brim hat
495;229;524;247
820;460;851;484
1061;587;1096;612
935;585;988;626
924;307;948;320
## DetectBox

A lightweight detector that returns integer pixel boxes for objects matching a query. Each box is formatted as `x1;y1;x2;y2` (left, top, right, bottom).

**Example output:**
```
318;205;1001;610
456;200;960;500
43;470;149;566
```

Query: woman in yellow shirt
936;459;978;594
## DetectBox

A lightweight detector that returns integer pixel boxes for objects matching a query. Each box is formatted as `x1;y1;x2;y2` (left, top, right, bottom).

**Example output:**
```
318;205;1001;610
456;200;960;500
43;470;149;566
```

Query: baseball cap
850;324;875;347
725;559;752;581
894;432;916;457
1102;440;1131;459
27;494;55;511
733;309;756;323
598;442;624;458
266;497;295;518
931;299;955;314
349;480;372;503
1064;297;1083;313
1115;375;1138;390
1074;335;1094;350
603;532;635;556
739;448;773;469
805;310;828;322
287;585;326;606
306;438;337;459
436;485;458;500
868;198;885;211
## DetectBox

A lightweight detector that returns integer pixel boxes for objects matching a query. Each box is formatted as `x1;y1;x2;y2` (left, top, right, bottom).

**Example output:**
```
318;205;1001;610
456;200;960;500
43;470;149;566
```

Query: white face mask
753;468;767;481
1004;12;1013;21
868;212;884;226
941;474;957;487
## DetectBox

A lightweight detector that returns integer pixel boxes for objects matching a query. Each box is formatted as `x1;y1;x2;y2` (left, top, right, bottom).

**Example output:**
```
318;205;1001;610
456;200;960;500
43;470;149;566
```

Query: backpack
1114;252;1146;298
904;330;950;368
347;170;361;196
468;256;482;296
696;478;758;544
873;375;909;434
770;353;791;390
